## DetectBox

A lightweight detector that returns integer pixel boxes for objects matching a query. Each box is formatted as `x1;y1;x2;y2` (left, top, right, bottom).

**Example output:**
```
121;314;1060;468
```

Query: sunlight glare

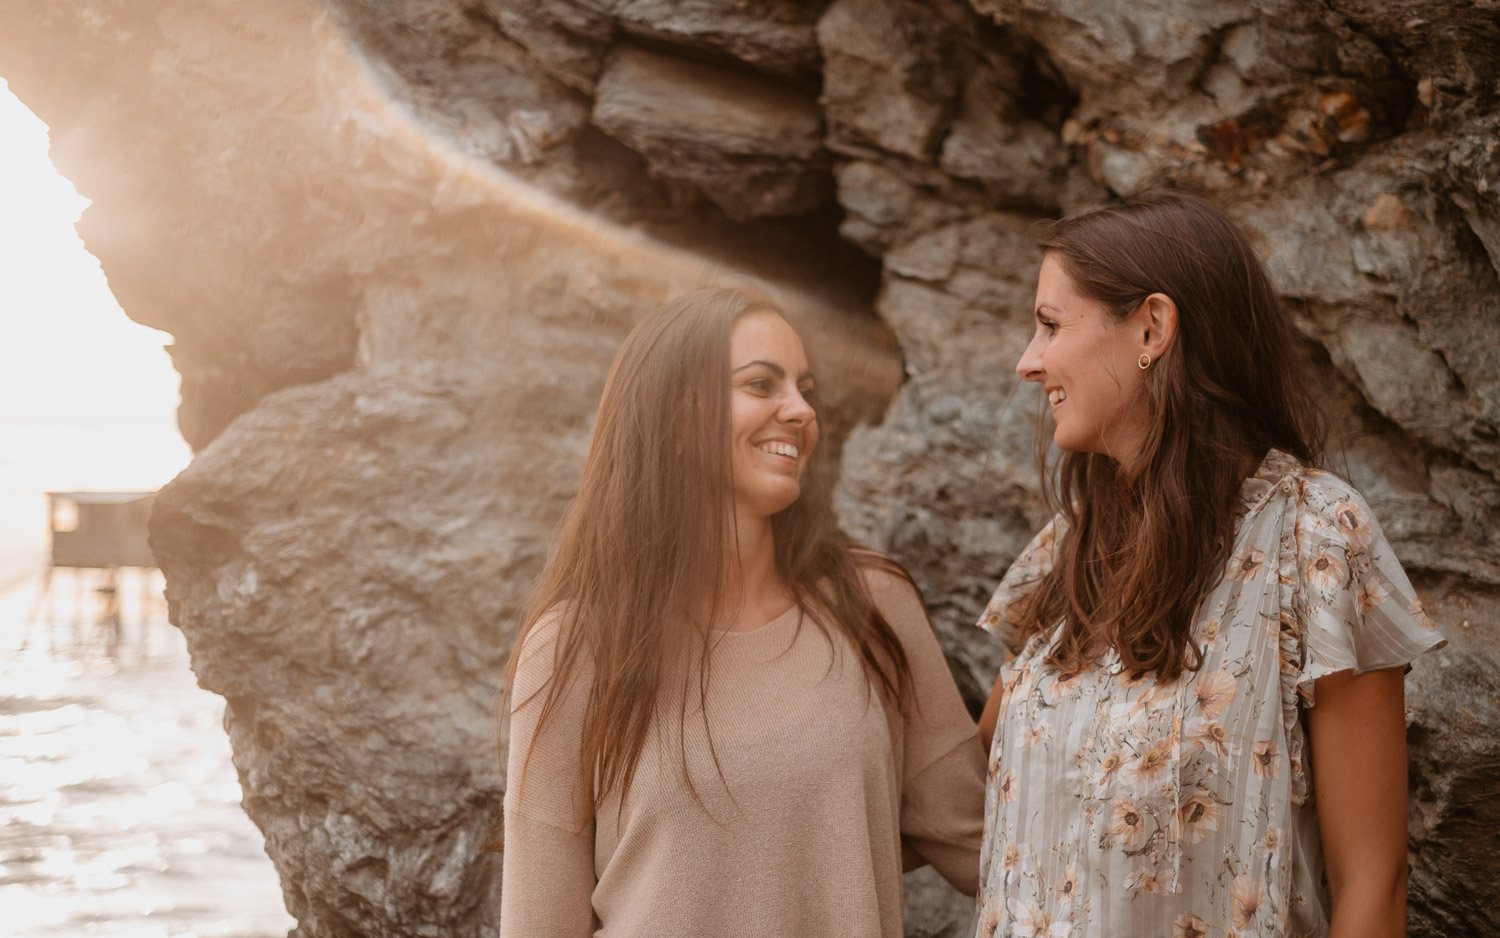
0;78;192;588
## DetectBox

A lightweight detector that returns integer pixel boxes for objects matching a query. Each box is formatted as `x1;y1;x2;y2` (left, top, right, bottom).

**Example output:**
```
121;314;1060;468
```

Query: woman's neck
715;508;792;632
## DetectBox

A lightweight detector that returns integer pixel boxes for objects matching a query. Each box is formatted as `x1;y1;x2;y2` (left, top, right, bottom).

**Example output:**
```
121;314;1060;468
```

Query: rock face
2;0;1498;935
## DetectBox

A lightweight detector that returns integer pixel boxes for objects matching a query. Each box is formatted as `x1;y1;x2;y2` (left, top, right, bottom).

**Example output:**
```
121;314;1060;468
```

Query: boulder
817;0;965;162
617;0;829;85
592;45;829;220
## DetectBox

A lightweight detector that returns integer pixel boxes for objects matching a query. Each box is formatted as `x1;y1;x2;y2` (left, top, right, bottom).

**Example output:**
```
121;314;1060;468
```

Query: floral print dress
974;451;1444;938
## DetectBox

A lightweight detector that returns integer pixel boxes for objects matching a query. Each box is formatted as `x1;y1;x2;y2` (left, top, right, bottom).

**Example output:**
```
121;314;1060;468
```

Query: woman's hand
1306;666;1410;938
978;669;1005;751
901;837;926;873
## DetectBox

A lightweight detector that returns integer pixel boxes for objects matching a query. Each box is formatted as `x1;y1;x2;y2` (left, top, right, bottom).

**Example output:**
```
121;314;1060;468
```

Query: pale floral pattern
1173;912;1209;938
1052;863;1079;906
1255;738;1284;779
1109;796;1147;847
1125;868;1172;895
997;767;1019;803
1231;875;1267;929
973;451;1445;938
1178;791;1222;845
1193;670;1237;721
1257;823;1282;858
1188;719;1239;760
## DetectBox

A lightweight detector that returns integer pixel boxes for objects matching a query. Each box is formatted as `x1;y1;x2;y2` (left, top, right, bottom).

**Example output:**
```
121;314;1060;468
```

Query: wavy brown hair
502;285;914;824
1014;190;1327;681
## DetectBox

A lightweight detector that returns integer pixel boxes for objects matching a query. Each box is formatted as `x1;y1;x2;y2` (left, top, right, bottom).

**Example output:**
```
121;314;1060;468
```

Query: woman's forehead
730;312;808;369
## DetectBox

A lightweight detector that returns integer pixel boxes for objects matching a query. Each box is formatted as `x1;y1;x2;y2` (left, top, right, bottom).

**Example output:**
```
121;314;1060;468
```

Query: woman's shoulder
967;516;1064;649
843;551;937;645
1256;450;1365;505
1297;469;1374;518
516;604;567;665
510;603;593;708
1251;451;1380;535
852;549;920;600
1277;461;1388;551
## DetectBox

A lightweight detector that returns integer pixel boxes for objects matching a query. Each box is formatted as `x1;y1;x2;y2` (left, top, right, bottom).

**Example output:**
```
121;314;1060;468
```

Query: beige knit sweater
499;568;986;938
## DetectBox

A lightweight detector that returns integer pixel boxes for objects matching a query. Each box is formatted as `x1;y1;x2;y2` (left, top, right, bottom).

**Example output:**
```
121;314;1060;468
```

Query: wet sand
1;593;293;938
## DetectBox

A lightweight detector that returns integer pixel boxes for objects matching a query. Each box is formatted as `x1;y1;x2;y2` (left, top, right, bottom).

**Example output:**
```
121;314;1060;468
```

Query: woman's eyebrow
732;360;785;377
732;361;814;383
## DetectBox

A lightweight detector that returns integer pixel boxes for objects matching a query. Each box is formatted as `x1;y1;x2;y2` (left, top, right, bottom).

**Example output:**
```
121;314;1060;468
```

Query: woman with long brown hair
499;286;985;938
974;191;1443;938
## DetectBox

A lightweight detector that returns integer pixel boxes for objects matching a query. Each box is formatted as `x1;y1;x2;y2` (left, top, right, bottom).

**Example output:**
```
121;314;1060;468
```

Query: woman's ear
1137;292;1179;361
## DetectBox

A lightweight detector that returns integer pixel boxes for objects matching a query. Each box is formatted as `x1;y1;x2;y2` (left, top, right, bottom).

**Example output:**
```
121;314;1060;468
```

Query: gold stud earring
1138;353;1152;371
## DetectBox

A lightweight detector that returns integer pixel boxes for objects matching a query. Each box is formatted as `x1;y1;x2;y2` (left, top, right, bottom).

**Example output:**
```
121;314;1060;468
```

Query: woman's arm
499;812;597;938
1305;666;1410;938
499;618;598;938
979;669;1005;751
866;569;987;896
901;838;925;872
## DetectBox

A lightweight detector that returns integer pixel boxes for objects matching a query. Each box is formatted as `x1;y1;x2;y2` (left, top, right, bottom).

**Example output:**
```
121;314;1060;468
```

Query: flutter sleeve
866;567;987;897
1291;475;1446;705
499;615;597;938
976;516;1063;653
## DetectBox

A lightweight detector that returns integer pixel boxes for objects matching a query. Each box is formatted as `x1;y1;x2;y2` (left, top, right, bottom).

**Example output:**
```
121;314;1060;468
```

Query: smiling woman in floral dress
974;191;1444;938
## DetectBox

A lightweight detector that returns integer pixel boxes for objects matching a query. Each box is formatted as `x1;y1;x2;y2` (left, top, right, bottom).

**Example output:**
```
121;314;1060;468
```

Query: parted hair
1015;189;1327;681
501;284;914;823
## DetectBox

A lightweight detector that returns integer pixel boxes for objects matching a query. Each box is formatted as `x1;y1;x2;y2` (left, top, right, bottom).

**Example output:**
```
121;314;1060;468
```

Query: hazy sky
0;78;191;579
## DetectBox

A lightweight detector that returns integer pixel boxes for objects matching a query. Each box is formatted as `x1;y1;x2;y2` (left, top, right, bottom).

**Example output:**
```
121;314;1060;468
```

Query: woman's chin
740;482;802;519
1051;427;1105;457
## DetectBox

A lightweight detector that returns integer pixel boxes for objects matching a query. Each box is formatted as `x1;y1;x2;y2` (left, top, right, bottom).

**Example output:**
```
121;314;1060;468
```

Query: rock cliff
1;0;1496;935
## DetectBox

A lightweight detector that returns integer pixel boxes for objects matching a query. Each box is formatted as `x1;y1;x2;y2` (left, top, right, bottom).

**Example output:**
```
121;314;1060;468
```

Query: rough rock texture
3;0;1499;935
592;45;828;220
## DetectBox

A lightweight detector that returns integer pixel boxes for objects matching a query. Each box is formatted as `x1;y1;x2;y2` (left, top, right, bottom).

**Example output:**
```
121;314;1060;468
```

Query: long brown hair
503;284;913;821
1015;190;1327;681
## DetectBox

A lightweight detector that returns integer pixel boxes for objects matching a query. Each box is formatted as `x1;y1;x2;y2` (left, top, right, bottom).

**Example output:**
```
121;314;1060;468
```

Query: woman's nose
782;389;815;424
1016;336;1045;382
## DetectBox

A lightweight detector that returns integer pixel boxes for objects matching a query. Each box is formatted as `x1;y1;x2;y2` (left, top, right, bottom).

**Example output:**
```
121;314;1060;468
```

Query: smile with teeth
756;441;799;460
1048;388;1067;407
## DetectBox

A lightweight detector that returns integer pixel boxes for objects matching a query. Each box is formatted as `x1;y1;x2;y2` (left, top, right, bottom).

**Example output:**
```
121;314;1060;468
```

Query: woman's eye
747;378;771;393
1040;319;1057;335
800;387;818;407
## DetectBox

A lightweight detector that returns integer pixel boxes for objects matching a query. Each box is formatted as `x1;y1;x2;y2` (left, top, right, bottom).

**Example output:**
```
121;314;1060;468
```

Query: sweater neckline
710;602;803;638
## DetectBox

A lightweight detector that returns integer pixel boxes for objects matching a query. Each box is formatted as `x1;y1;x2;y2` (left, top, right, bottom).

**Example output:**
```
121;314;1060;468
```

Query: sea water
0;583;294;938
